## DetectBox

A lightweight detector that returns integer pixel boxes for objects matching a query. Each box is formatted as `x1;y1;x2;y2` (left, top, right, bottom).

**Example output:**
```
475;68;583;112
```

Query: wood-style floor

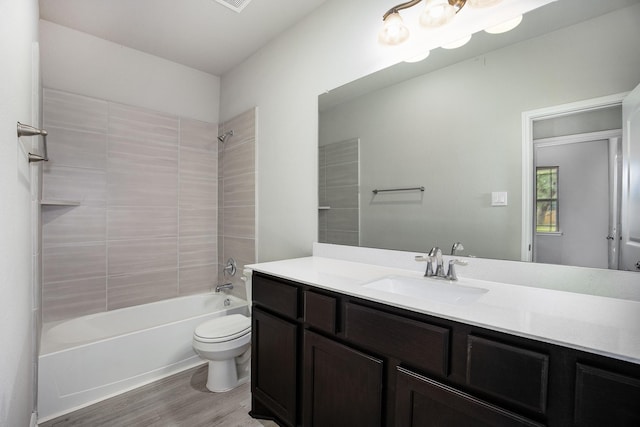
39;365;279;427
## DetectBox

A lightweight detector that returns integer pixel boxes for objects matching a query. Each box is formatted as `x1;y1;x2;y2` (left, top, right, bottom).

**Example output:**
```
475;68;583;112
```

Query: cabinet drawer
467;336;549;415
396;367;544;427
344;303;450;376
252;274;299;319
304;290;337;334
575;363;640;426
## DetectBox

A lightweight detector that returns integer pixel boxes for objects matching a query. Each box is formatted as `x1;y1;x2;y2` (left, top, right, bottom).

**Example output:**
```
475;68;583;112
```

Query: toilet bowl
193;269;253;392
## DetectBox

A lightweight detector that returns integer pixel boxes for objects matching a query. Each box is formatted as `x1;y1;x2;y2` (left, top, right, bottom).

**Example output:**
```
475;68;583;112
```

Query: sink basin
363;275;488;305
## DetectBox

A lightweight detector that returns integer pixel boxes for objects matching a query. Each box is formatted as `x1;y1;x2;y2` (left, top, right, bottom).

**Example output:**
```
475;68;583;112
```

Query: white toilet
192;269;253;392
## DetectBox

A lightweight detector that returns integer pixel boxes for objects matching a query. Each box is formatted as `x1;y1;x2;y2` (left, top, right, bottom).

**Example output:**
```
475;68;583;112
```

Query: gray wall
0;1;39;425
318;6;640;260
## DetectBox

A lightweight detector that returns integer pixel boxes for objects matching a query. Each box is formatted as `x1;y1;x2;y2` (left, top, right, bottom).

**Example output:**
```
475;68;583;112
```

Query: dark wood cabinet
467;336;549;415
574;363;640;426
251;307;298;427
303;330;384;426
396;367;544;427
250;272;640;427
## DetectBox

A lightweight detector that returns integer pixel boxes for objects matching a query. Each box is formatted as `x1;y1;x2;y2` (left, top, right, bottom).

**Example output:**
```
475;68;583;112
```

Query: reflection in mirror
318;0;640;269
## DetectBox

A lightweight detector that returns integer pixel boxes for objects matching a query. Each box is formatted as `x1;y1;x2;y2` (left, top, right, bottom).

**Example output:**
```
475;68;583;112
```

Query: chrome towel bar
372;186;424;194
17;121;49;162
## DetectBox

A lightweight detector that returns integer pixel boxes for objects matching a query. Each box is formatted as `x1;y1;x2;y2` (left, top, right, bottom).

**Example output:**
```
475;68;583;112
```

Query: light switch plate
491;191;508;206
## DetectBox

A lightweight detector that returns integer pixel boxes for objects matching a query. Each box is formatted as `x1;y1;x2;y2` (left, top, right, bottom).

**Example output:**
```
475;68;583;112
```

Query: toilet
192;269;253;392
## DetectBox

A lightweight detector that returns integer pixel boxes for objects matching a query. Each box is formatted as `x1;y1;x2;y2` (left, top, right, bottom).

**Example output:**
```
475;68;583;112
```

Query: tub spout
215;283;234;293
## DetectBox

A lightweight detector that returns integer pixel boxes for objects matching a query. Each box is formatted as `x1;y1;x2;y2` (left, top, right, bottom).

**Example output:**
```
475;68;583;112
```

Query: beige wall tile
179;264;217;296
42;277;106;322
180;118;219;152
220;108;255;150
180;177;218;208
109;135;179;172
43;165;107;203
43;243;107;283
180;207;217;237
179;235;218;268
42;92;235;318
43;205;106;247
223;173;255;207
108;103;179;146
107;237;177;276
180;147;217;181
222;141;255;177
108;269;178;310
46;127;107;170
108;206;178;240
108;170;179;207
223;206;255;239
43;89;108;133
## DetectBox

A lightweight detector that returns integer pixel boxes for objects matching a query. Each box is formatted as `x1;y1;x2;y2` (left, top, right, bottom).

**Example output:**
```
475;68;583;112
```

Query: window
536;167;559;233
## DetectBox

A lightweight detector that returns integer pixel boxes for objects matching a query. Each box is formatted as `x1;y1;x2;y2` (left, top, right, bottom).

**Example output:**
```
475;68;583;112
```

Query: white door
621;84;640;272
534;138;611;268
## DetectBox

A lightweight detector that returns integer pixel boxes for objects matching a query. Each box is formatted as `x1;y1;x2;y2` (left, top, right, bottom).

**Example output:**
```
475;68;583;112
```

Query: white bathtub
37;293;248;422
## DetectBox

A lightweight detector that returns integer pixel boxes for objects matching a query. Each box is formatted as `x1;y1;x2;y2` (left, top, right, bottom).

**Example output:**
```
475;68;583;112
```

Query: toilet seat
194;314;250;343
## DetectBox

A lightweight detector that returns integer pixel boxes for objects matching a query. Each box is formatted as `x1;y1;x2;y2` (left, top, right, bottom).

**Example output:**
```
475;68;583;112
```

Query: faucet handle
415;254;435;276
446;259;468;281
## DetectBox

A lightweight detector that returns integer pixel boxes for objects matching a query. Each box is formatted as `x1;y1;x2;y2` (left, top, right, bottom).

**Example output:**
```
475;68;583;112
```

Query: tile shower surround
318;139;359;246
41;89;256;322
218;109;256;300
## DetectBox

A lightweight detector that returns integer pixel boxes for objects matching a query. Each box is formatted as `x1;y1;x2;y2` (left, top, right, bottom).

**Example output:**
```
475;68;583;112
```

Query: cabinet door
251;307;297;427
395;367;544;427
575;363;640;426
303;330;383;427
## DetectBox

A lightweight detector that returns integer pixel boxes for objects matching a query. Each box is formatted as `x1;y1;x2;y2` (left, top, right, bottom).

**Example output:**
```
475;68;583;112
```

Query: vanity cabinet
303;330;384;426
250;272;640;427
574;363;640;426
395;367;544;427
250;276;300;427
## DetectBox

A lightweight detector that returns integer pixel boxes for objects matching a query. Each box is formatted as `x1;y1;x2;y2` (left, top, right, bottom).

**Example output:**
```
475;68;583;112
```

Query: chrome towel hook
17;121;49;162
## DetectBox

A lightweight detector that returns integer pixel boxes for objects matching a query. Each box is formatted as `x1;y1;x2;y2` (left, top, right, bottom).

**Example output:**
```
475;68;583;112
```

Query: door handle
606;235;615;240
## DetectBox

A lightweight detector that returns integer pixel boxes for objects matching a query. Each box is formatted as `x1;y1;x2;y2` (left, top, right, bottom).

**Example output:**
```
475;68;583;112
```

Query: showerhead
217;130;234;143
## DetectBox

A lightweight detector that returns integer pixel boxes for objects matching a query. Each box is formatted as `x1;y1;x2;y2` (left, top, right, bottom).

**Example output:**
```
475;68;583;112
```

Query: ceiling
39;0;328;76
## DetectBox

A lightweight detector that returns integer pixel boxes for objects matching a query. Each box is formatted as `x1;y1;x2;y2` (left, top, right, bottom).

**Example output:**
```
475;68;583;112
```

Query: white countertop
248;252;640;365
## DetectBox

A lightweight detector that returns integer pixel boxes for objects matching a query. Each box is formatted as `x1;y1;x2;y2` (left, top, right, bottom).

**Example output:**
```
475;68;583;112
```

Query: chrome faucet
446;259;467;281
215;282;234;292
429;247;445;278
415;247;467;281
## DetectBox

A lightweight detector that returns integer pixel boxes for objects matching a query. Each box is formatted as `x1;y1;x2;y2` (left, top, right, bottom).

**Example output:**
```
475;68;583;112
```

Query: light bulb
485;15;523;34
378;12;410;45
420;0;456;28
441;34;472;49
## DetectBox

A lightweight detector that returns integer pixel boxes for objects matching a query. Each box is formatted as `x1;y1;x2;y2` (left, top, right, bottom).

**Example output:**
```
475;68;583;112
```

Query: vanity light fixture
404;50;431;62
484;14;523;34
441;34;472;49
379;0;521;47
378;11;411;45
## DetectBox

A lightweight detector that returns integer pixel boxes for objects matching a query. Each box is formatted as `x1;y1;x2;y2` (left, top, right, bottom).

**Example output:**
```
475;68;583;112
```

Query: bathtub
37;293;248;422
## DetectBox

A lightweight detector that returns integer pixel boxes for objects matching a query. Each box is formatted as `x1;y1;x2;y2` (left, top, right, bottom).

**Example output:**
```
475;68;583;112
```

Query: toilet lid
194;314;251;343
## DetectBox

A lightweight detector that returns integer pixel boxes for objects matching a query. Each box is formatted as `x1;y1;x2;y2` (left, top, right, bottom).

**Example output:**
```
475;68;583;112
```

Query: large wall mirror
318;0;640;270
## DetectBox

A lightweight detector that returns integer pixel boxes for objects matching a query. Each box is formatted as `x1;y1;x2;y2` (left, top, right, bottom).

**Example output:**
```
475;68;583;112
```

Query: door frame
521;92;628;261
